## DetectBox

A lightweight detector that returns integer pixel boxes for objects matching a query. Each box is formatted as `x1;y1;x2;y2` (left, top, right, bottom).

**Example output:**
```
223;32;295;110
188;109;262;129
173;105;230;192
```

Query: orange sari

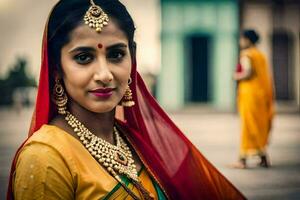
237;47;274;157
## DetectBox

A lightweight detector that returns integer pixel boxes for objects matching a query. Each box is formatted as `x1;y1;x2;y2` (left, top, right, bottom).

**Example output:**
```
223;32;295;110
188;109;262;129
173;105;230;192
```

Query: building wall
242;1;300;108
159;0;239;110
242;3;273;67
283;4;300;107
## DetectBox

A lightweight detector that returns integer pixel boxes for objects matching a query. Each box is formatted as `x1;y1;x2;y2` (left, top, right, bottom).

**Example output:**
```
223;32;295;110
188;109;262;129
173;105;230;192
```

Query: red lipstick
89;88;114;98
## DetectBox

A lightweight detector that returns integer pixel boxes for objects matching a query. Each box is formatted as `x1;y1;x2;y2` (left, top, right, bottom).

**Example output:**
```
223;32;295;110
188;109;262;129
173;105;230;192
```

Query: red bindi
97;43;103;49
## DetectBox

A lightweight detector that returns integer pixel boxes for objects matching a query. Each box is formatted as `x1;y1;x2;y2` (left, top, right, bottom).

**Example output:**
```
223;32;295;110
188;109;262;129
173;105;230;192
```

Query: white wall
242;3;273;71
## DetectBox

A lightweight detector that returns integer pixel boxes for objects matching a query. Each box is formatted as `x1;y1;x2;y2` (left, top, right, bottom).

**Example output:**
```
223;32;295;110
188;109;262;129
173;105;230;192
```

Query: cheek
117;57;132;82
116;71;130;95
64;75;85;91
116;63;132;95
240;39;245;46
61;61;90;93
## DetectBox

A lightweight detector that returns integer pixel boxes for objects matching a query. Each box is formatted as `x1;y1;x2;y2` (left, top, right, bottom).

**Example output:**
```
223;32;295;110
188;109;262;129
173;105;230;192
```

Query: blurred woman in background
233;30;274;169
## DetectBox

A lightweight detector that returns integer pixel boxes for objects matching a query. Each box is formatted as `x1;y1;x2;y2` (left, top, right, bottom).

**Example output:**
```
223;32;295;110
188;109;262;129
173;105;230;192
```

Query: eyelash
73;50;127;65
74;53;94;65
107;49;126;63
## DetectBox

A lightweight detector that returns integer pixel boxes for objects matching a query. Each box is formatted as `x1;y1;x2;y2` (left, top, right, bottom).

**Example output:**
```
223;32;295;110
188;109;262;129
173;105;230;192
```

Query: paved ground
0;106;299;199
170;109;300;200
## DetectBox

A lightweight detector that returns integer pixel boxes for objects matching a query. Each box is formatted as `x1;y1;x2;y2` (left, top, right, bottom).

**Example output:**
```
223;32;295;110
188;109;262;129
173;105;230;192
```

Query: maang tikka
84;0;109;33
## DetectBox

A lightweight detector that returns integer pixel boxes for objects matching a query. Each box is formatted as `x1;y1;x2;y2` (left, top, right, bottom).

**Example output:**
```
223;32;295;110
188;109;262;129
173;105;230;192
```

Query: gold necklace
64;111;139;182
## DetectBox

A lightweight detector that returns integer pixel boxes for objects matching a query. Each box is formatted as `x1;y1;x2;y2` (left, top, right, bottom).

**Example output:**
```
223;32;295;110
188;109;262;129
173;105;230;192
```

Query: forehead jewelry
84;0;109;33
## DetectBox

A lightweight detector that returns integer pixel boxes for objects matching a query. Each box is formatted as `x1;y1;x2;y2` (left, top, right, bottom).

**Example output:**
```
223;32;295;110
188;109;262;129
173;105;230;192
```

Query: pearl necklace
64;111;139;182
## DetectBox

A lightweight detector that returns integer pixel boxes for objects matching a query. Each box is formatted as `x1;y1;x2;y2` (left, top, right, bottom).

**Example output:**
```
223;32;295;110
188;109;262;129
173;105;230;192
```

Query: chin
88;102;117;114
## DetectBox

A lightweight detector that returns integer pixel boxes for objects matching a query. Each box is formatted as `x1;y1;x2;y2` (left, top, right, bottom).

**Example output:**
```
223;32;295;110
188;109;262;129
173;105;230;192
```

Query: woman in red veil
8;0;246;199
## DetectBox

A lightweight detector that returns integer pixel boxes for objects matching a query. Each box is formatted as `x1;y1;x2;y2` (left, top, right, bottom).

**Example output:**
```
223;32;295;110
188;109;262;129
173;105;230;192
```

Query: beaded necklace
64;111;155;200
64;111;139;182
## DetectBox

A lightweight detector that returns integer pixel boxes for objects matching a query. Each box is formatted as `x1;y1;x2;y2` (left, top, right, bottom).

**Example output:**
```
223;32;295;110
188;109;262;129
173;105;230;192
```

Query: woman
233;30;274;169
8;0;246;199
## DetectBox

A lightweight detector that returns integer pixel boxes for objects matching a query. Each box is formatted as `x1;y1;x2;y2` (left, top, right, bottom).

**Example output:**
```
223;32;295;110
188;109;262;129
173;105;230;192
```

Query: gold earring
53;79;68;115
121;78;135;107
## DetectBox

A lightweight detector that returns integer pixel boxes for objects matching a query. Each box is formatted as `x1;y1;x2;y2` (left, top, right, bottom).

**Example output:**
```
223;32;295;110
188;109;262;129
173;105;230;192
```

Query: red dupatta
7;6;246;200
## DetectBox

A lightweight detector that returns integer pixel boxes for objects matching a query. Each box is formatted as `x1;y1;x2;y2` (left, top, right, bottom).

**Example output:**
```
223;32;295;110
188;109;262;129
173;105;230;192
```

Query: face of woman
239;36;251;49
60;19;132;113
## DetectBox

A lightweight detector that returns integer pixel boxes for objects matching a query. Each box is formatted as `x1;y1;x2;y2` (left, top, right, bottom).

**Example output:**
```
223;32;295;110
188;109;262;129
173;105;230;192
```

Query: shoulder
27;124;76;151
240;49;251;58
16;141;66;173
17;124;79;172
250;47;265;57
14;135;75;199
16;125;72;171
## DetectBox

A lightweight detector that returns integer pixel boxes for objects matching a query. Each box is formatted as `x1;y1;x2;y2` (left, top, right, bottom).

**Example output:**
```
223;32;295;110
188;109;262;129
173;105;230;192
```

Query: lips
89;87;115;98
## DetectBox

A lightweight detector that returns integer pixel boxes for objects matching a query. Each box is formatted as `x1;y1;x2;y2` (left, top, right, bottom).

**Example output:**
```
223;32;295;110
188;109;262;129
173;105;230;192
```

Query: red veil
7;7;246;200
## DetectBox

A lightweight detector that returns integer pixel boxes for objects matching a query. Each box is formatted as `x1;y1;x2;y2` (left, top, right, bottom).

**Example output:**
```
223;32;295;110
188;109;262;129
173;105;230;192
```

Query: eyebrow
69;43;128;53
69;46;95;54
107;43;128;50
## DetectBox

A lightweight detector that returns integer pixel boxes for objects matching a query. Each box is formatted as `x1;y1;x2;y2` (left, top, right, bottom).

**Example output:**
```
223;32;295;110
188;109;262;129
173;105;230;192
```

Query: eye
74;52;94;65
107;49;126;63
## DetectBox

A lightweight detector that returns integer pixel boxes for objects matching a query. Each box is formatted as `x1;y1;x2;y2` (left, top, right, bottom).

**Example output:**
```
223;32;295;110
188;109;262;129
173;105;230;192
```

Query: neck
68;100;116;144
243;44;255;50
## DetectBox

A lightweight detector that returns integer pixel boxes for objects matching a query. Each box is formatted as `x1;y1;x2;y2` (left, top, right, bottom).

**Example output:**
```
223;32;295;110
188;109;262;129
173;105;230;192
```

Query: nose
93;59;113;84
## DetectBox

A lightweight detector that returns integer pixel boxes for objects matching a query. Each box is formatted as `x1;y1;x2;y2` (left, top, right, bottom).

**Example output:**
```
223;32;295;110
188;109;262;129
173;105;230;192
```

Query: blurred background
0;0;299;199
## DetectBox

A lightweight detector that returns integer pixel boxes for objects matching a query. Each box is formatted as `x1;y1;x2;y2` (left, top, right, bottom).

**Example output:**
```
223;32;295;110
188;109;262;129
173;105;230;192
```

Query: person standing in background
233;30;274;169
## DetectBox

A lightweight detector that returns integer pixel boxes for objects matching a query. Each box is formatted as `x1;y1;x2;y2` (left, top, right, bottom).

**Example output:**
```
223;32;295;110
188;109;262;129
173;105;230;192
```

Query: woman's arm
234;56;252;81
13;143;74;200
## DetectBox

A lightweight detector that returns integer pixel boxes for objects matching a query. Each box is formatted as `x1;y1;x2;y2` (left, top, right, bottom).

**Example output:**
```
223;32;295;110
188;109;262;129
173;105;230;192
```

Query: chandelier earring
53;78;68;115
121;78;135;107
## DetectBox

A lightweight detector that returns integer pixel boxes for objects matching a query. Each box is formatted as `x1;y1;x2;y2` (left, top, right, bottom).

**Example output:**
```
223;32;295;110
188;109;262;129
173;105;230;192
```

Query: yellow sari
237;47;274;157
13;125;166;200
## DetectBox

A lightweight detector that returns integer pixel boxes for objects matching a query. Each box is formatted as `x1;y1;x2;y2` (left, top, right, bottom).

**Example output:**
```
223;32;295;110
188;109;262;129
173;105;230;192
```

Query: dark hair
48;0;136;75
242;29;260;44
